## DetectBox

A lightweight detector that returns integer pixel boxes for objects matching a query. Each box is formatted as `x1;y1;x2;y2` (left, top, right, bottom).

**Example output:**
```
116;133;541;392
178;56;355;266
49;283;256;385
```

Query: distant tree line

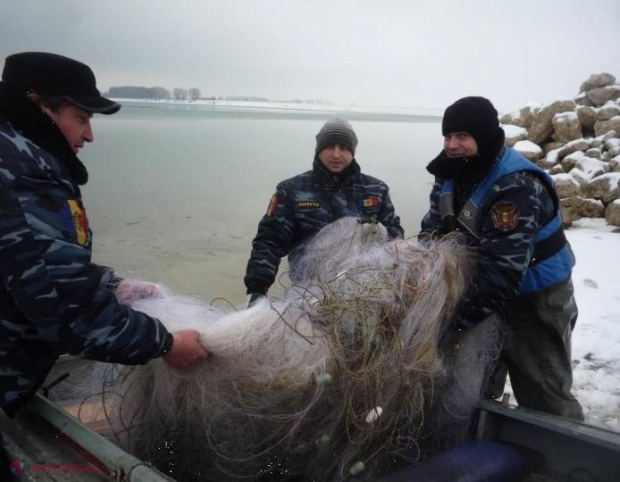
106;86;201;100
105;87;331;105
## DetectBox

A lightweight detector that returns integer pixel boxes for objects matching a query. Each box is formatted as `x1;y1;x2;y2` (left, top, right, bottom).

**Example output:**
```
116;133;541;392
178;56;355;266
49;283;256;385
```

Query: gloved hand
115;280;166;304
163;330;209;369
247;293;265;308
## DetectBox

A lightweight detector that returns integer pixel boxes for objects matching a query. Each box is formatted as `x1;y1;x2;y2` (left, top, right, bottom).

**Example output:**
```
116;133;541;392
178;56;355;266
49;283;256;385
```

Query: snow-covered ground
565;218;620;431
504;218;620;432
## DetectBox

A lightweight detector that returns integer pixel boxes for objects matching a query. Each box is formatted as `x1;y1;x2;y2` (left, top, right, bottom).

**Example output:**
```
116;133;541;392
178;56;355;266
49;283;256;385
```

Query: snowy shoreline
110;97;443;118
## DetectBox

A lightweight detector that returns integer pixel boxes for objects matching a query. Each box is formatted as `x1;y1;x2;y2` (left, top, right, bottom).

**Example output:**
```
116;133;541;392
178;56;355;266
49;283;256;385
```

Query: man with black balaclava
245;118;404;304
420;96;584;421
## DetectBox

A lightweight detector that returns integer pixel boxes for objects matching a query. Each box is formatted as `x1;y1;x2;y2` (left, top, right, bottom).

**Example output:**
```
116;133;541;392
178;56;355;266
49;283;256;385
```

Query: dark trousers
486;277;584;421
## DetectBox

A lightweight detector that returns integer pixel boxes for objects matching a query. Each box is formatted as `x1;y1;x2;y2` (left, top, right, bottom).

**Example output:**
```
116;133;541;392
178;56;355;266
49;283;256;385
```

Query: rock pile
500;72;620;227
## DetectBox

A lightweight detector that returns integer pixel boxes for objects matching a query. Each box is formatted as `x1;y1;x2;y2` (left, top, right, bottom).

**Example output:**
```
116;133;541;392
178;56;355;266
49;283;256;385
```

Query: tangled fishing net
88;217;500;481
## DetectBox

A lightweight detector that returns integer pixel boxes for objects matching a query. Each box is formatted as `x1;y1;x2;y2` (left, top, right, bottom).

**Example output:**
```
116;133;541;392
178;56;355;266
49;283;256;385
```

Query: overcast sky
1;0;619;113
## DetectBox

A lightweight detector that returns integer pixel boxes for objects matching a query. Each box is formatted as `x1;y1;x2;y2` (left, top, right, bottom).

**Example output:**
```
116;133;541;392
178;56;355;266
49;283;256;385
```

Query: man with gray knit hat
420;96;583;421
245;118;403;303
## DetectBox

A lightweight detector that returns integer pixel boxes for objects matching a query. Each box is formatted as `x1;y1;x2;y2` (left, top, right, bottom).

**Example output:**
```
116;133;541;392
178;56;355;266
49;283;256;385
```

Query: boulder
500;105;538;129
579;199;606;218
542;142;564;154
539;147;562;169
574;156;610;180
610;154;620;173
569;167;590;187
499;112;513;125
594;116;620;137
591;131;617;149
561;197;605;227
584;173;620;203
576;106;598;131
552;173;581;198
586;85;620;107
502;124;528;147
574;92;593;107
513;140;543;161
604;137;620;153
585;147;602;159
552;112;582;143
548;164;565;175
605;200;620;227
603;147;620;162
597;101;620;121
557;139;590;160
560;151;586;172
580;73;616;92
528;100;577;144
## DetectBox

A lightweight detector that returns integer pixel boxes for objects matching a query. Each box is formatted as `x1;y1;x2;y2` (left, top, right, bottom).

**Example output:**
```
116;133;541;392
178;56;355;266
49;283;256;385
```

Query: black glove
247;293;265;308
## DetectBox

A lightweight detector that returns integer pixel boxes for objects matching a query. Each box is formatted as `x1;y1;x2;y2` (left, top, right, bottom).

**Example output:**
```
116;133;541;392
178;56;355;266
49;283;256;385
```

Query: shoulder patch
296;201;321;209
491;203;520;232
60;199;90;246
266;195;278;217
362;197;380;208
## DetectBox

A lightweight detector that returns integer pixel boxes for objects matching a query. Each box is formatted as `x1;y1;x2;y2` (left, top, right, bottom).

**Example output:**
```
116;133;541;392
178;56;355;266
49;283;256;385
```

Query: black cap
442;96;501;150
1;52;120;114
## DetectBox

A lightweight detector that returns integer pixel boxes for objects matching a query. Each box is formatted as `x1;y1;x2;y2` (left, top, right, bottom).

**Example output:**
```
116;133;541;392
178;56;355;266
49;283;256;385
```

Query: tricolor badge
61;200;90;246
362;198;380;208
266;195;278;217
491;203;520;232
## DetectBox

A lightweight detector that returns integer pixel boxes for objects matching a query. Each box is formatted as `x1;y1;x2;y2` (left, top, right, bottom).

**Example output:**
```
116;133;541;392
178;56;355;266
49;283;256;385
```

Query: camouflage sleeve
420;178;443;235
244;183;297;295
98;264;124;289
378;186;404;239
0;184;172;365
452;174;548;329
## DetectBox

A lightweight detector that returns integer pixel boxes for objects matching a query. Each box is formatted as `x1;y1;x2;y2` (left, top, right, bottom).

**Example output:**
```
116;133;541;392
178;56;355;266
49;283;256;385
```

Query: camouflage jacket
245;159;404;295
0;118;172;413
421;148;574;329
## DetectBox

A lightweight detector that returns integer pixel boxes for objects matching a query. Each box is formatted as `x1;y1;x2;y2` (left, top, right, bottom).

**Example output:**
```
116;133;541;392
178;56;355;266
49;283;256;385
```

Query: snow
553;111;579;122
568;218;620;431
575;156;611;180
545;147;562;165
501;124;527;138
513;140;543;156
505;218;620;432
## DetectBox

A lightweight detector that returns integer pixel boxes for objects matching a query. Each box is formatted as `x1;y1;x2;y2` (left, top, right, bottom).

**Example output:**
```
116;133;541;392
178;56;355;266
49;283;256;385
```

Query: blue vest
438;148;574;295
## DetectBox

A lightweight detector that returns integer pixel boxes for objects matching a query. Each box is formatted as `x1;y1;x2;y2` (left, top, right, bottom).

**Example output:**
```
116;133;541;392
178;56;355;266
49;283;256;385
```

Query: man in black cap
420;96;583;420
244;118;404;304
0;52;208;446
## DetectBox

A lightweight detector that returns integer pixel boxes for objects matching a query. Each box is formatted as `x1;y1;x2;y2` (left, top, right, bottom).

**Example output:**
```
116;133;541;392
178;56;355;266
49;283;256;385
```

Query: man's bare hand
163;330;208;369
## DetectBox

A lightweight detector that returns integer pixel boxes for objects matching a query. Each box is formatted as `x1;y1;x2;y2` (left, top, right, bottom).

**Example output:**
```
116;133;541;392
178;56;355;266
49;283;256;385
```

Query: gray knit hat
315;118;358;156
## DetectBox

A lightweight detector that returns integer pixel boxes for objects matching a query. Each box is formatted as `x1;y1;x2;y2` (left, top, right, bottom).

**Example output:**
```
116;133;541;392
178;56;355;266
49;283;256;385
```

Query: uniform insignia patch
491;203;520;232
296;201;321;209
61;200;89;246
362;198;380;208
266;195;278;217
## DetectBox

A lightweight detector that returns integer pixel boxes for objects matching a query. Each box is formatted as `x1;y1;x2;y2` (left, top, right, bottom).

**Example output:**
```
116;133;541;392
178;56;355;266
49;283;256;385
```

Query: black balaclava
427;96;505;184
